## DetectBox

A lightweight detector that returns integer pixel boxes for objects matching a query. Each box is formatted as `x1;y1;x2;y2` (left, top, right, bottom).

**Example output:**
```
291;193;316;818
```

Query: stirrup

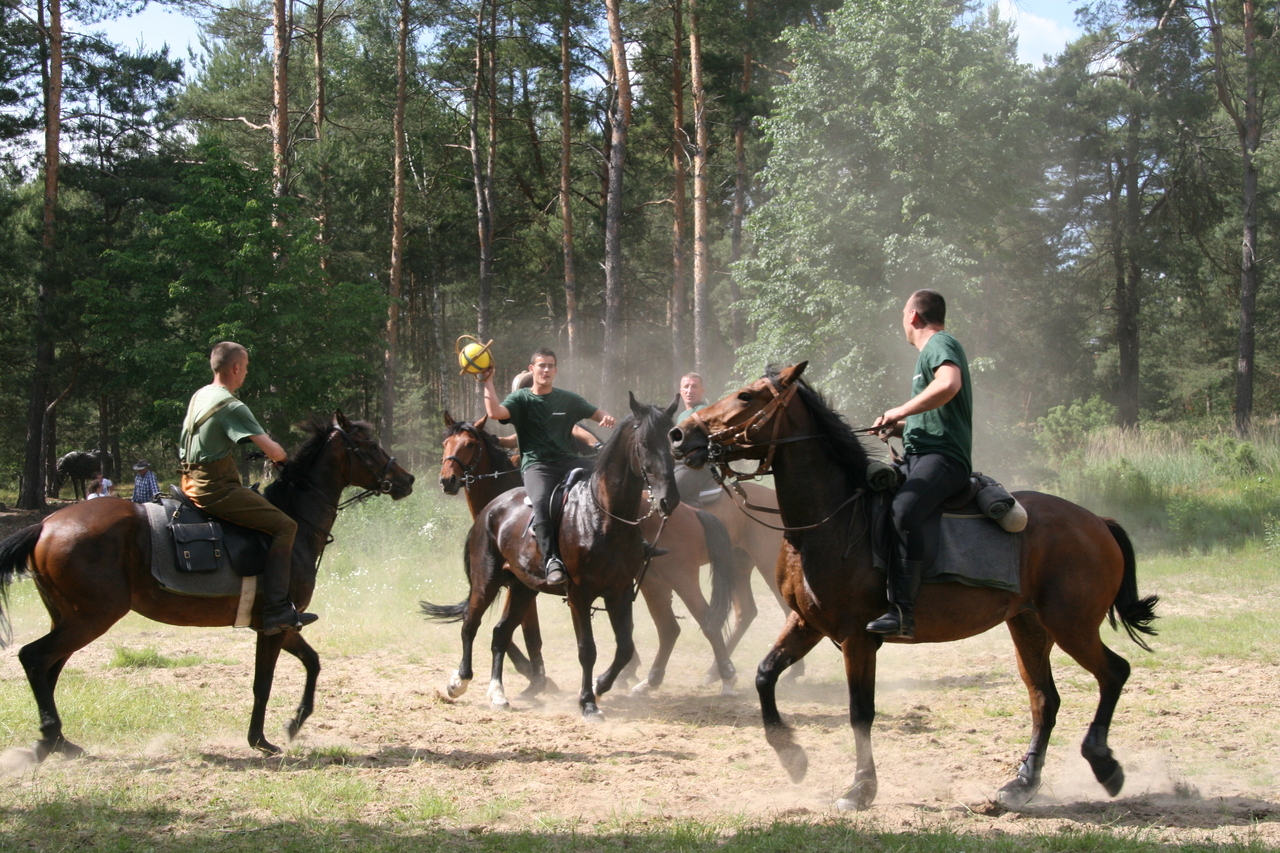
544;557;567;586
866;606;914;639
258;605;319;636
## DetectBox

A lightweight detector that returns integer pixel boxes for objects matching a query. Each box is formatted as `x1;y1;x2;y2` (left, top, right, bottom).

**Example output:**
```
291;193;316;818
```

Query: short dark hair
908;290;946;327
530;347;557;365
210;341;248;373
680;372;704;385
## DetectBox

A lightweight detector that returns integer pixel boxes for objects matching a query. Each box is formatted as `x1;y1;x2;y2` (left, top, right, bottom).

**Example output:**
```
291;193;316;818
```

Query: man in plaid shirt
131;459;160;504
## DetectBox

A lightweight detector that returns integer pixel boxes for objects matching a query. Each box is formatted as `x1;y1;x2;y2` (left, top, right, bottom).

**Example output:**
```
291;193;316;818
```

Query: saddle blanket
142;501;257;626
928;513;1021;593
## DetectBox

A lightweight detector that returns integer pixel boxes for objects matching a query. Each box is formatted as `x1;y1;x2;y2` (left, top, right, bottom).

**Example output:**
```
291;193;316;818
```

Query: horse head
439;412;490;495
670;362;809;470
617;392;680;517
328;411;415;499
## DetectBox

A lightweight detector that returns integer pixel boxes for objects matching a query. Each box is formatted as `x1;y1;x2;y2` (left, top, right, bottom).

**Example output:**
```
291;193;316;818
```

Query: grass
108;646;205;669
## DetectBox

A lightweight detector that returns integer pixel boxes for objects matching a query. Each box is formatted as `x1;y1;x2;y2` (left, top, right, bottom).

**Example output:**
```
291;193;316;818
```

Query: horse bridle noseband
443;425;521;488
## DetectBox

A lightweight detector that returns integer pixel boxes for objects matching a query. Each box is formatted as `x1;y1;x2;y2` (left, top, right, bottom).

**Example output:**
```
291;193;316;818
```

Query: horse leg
671;573;737;697
724;551;758;657
248;631;289;754
567;593;602;720
836;635;880;811
592;593;636;701
502;589;534;679
488;583;537;709
758;560;805;682
447;547;505;700
756;612;823;783
997;611;1060;808
19;625;100;761
632;577;678;695
512;590;556;699
280;630;321;743
1051;622;1132;797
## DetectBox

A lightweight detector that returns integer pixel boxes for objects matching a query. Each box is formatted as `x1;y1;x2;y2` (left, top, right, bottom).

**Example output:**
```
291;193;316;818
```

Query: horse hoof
996;777;1040;809
446;670;471;699
702;665;719;687
34;737;83;762
1100;763;1125;797
582;704;605;723
631;679;654;696
285;721;301;742
719;679;737;697
490;697;511;711
253;739;282;756
775;743;808;783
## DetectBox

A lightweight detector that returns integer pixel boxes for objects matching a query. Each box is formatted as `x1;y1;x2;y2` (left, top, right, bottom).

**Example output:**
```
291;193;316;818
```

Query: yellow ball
458;342;492;374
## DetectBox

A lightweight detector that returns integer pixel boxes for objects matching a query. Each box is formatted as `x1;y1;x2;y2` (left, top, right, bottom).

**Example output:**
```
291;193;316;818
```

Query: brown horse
439;411;739;696
670;363;1158;810
425;395;733;719
0;413;414;760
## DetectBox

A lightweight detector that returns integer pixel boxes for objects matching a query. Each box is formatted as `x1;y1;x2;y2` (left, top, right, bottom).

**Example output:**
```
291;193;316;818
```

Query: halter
442;425;520;488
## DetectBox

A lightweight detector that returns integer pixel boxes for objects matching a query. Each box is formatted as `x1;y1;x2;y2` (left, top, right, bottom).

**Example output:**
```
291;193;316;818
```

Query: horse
53;450;112;500
425;394;731;719
438;411;738;696
0;412;414;760
669;363;1158;810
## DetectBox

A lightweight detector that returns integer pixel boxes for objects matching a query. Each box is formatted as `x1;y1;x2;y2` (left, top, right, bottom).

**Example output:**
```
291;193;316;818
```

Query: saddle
522;467;590;537
158;486;269;577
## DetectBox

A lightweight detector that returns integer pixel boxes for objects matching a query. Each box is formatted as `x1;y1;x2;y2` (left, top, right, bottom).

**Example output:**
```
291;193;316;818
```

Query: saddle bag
169;521;232;573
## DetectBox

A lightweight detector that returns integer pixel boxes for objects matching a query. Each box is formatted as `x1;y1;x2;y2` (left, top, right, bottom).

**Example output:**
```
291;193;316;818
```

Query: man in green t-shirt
179;341;317;636
673;372;718;506
866;290;973;639
479;347;615;585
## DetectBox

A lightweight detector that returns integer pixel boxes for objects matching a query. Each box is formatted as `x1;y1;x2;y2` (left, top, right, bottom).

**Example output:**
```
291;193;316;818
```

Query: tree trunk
20;0;63;510
43;405;57;498
670;0;688;385
689;0;710;375
1234;0;1260;435
560;0;578;361
314;0;329;270
470;0;494;343
271;0;289;205
601;0;631;403
726;0;753;351
1117;118;1141;430
385;0;409;449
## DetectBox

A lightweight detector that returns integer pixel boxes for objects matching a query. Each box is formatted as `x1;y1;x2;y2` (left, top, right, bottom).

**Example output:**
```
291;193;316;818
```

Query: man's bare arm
478;367;511;420
249;433;289;464
871;362;962;433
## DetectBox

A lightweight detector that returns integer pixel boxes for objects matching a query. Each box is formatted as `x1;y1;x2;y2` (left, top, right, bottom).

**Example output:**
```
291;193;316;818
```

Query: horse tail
1104;518;1159;652
419;537;472;623
695;509;734;637
0;522;43;645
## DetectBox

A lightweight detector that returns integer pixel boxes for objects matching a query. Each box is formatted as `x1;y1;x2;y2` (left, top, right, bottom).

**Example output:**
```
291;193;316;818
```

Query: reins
444;424;521;488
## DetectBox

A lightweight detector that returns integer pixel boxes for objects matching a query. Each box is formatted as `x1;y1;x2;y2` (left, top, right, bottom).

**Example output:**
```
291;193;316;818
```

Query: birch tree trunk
601;0;631;401
271;0;290;205
688;0;710;375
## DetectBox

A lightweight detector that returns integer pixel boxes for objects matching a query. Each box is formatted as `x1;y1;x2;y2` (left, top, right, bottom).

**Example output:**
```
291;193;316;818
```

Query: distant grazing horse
53;450;112;500
438;411;738;696
0;413;414;760
670;363;1158;809
426;395;730;719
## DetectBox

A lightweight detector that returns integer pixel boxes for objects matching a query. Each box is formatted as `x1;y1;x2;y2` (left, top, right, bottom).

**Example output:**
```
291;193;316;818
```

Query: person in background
85;471;114;500
131;459;160;504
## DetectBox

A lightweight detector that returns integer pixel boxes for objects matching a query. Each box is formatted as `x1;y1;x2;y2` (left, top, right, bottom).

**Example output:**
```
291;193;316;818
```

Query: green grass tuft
108;646;204;669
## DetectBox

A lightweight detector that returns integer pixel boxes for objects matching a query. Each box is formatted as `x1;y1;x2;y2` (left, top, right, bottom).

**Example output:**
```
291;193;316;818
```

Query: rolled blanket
999;498;1028;532
866;459;899;492
977;484;1015;519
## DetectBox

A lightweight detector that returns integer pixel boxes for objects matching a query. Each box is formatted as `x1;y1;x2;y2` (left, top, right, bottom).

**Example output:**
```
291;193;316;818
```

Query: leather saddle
522;467;590;537
157;486;269;576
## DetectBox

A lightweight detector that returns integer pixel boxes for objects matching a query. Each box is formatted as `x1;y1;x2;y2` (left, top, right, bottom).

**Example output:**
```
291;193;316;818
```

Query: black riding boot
258;543;319;635
866;560;923;639
533;522;566;585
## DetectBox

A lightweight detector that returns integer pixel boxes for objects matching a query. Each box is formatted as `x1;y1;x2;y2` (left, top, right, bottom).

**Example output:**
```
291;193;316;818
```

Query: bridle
442;425;520;488
332;423;400;508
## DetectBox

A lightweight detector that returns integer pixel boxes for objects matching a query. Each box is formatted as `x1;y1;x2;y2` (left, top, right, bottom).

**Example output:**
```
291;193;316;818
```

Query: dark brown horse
425;395;732;718
438;412;739;696
670;363;1158;810
0;413;414;760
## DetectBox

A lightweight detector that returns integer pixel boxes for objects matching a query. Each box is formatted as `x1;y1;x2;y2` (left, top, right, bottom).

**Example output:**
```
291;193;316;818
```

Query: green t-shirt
180;385;267;463
902;331;972;472
500;387;598;470
676;400;708;424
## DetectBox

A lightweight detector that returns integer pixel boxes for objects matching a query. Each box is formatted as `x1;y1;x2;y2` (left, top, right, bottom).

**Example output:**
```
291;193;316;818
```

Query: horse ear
778;361;809;386
334;409;351;428
663;395;680;421
443;410;455;426
475;414;489;431
628;391;645;418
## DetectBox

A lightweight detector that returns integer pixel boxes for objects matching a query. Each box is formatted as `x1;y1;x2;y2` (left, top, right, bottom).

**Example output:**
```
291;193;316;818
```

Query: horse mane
765;366;872;488
443;419;516;473
264;416;374;510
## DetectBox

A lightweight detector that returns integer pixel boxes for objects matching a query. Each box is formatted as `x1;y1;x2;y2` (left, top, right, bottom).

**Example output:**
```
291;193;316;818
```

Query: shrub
1036;396;1117;464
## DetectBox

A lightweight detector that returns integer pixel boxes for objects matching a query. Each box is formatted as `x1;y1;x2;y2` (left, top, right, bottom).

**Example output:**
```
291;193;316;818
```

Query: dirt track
0;566;1276;846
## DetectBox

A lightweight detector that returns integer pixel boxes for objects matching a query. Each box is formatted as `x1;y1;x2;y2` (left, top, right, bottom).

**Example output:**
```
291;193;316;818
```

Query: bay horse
425;394;732;719
438;411;738;695
0;412;414;760
670;363;1158;809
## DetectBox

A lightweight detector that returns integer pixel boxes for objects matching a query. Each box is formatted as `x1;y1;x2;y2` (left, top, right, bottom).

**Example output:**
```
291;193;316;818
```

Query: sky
90;1;1087;73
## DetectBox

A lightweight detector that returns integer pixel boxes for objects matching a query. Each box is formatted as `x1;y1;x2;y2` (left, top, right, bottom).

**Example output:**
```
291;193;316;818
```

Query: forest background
0;0;1277;525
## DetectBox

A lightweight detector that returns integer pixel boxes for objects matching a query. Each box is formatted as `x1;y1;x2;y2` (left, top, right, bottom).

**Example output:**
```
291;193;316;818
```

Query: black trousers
524;457;595;538
891;453;970;570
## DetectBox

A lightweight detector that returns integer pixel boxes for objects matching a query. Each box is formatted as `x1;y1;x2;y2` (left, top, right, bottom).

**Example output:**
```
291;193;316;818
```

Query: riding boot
866;560;923;639
533;522;566;585
642;539;670;559
258;543;319;636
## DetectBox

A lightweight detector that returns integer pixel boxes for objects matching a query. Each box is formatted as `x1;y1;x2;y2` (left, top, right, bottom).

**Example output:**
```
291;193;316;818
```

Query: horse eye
737;392;753;402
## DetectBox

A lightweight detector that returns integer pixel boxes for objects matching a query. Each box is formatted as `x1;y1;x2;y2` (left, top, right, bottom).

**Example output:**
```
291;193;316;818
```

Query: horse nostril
669;427;684;444
408;474;416;485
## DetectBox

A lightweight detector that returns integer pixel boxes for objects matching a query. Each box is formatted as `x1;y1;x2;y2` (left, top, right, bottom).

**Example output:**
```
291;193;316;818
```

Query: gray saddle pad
143;501;244;598
927;513;1021;593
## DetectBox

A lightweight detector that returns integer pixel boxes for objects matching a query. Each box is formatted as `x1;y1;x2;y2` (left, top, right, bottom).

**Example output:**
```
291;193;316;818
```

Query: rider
179;341;317;635
672;373;719;507
867;289;972;640
479;348;615;585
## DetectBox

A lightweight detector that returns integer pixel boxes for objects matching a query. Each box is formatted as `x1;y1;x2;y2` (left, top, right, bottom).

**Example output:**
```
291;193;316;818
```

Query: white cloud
995;1;1082;66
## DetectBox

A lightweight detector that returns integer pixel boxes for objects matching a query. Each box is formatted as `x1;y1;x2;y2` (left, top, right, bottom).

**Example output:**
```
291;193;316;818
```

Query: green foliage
108;647;204;669
1036;396;1118;463
1193;435;1260;476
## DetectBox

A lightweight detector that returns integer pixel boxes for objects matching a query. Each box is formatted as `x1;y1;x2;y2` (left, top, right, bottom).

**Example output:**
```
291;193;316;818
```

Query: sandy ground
0;508;1275;844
